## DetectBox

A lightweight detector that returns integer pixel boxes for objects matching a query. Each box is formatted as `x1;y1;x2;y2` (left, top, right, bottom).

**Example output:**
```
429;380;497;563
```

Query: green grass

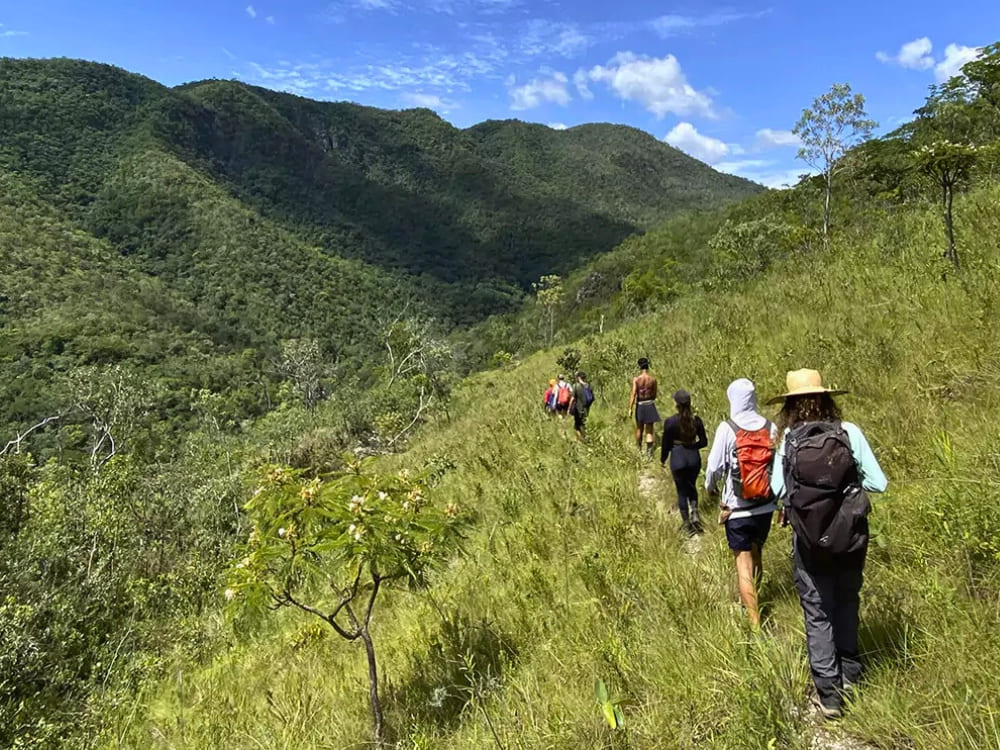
102;185;1000;750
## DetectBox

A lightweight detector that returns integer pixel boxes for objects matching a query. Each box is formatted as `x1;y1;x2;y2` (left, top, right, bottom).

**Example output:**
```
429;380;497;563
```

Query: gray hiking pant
792;539;866;708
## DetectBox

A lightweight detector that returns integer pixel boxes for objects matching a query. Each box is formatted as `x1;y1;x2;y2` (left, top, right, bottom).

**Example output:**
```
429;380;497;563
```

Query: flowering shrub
227;458;465;746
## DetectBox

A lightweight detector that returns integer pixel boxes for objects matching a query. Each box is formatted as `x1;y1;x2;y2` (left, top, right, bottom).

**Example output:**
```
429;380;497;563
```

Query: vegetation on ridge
4;44;1000;750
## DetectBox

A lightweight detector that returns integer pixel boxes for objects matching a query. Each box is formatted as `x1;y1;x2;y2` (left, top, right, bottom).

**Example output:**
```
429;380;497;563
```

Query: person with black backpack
768;369;887;720
660;390;708;536
568;371;594;441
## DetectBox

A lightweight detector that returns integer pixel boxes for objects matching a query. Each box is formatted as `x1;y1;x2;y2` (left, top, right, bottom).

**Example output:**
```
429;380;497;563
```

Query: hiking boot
689;507;703;534
810;693;843;721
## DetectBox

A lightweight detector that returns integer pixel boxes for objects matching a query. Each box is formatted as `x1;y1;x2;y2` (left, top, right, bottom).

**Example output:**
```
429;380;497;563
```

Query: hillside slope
106;183;1000;750
0;56;760;435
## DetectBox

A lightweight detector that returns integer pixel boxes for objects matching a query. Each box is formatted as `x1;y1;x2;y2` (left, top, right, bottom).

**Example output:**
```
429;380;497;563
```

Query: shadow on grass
859;593;917;674
387;612;519;733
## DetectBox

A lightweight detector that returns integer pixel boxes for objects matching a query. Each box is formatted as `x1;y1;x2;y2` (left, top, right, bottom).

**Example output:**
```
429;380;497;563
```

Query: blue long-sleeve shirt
771;421;888;500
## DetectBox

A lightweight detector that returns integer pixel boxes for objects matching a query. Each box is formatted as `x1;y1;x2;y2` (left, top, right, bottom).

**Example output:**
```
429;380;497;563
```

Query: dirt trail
637;467;703;554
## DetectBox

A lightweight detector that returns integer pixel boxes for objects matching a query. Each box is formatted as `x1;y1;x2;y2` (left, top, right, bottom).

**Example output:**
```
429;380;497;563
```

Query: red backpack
726;419;775;504
556;384;572;407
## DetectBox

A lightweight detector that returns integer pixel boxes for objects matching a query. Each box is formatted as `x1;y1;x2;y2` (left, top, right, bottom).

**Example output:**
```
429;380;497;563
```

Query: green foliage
707;218;799;287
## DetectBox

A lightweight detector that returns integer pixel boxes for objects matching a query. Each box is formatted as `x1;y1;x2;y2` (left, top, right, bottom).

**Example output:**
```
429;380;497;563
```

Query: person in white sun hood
705;378;778;630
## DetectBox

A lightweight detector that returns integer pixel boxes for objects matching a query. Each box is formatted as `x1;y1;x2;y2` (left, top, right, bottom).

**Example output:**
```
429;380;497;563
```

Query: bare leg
734;549;761;629
644;424;656;458
751;545;763;588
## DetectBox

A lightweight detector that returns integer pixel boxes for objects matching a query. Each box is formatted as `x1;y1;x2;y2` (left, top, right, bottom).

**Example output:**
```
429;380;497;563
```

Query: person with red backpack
769;369;887;720
543;379;558;416
554;374;573;418
705;378;778;630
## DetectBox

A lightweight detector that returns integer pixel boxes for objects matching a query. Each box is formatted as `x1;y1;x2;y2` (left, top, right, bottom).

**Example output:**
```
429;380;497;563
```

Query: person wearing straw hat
769;368;888;720
705;378;778;631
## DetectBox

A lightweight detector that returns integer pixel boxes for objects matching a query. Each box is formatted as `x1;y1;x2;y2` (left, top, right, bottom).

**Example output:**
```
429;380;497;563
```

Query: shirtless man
628;357;660;459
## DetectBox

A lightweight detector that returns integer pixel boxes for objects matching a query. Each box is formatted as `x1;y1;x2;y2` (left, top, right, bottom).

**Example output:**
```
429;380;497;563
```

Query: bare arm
628;378;637;414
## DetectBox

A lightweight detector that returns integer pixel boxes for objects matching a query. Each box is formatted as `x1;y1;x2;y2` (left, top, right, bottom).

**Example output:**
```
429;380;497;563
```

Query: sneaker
810;693;843;720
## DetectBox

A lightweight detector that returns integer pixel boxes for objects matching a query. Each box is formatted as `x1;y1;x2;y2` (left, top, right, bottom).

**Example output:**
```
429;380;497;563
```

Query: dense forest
3;41;1000;749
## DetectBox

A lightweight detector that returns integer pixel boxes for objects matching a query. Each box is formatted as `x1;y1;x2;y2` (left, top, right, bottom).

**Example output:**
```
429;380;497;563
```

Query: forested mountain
0;57;759;440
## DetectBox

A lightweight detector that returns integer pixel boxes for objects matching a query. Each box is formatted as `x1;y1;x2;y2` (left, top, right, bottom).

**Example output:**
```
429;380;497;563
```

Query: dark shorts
725;512;773;552
635;401;660;425
573;409;587;431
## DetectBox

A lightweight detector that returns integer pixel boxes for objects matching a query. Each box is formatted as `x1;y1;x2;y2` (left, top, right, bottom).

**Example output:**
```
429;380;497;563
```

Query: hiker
705;378;778;630
568;371;594;441
543;379;558;415
629;358;660;459
554;374;572;418
660;390;708;535
769;369;887;720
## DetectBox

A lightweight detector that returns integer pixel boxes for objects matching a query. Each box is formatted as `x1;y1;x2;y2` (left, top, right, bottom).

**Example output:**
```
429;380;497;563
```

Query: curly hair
776;393;842;434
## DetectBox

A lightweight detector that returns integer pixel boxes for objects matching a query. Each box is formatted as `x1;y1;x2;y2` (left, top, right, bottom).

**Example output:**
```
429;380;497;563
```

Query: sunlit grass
105;186;1000;749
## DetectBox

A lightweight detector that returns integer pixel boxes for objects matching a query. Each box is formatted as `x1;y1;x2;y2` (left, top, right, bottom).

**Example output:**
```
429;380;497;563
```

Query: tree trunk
360;627;385;747
943;180;959;268
823;170;833;242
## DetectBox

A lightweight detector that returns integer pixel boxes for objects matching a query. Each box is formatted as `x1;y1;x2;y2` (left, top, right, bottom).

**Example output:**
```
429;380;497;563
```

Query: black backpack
783;421;871;559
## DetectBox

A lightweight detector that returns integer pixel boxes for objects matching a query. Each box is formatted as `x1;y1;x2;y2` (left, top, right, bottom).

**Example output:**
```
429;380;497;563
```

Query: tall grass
102;186;1000;750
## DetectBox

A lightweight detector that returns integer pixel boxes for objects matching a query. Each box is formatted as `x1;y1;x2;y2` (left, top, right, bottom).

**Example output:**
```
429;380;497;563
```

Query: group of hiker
542;372;594;439
542;358;888;720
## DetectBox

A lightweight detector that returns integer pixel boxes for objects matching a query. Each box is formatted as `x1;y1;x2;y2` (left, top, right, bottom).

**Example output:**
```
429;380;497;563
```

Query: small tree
794;83;877;240
532;274;564;348
228;460;465;748
277;338;329;409
913;141;978;268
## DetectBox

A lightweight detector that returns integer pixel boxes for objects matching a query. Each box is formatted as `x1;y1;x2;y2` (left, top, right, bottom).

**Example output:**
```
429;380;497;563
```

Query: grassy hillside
101;181;1000;750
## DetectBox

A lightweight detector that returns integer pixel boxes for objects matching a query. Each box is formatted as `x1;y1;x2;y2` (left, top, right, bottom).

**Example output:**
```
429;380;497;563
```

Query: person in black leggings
661;390;708;535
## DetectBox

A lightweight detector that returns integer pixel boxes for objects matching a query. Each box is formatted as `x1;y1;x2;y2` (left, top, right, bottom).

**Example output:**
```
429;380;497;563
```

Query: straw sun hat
766;368;849;405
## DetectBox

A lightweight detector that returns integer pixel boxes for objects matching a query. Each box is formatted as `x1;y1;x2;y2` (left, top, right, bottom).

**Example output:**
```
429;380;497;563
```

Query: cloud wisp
0;22;27;37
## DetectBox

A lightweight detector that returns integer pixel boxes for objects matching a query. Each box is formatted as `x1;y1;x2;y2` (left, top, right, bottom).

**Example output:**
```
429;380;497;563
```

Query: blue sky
1;1;997;187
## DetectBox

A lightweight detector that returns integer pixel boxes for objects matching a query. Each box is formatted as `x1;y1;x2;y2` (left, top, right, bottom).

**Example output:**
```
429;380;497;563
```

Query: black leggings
671;466;700;520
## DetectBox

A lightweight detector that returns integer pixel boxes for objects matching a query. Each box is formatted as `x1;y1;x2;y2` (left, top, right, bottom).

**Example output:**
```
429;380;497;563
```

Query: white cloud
876;37;934;70
548;122;568;130
400;92;459;112
716;159;814;189
664;122;730;164
876;37;983;83
519;21;591;58
0;23;27;38
508;71;571;110
573;68;593;100
357;0;400;9
651;9;770;37
754;128;801;149
266;15;276;24
586;52;715;118
246;5;257;18
935;43;982;82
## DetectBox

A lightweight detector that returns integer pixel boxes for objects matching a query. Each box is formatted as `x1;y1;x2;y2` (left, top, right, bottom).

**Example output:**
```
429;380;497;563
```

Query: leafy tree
794;83;877;240
229;460;465;747
532;275;564;348
914;141;979;268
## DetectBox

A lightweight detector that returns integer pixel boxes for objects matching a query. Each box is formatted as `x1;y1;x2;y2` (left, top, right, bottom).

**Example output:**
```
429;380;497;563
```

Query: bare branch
387;385;433;448
1;414;61;456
